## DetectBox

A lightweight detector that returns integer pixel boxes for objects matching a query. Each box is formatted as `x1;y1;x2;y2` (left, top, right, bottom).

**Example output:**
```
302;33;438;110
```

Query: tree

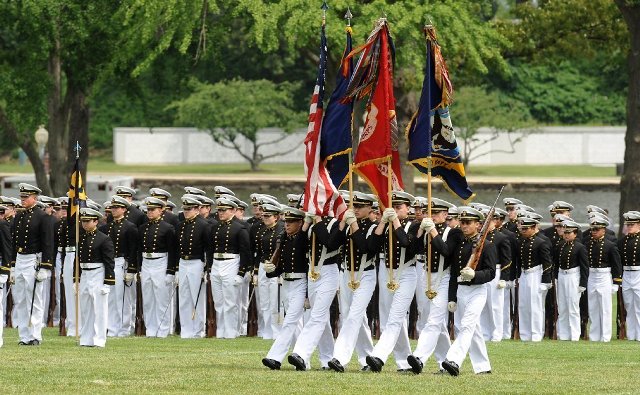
0;1;209;195
168;78;306;171
615;0;640;229
452;86;536;168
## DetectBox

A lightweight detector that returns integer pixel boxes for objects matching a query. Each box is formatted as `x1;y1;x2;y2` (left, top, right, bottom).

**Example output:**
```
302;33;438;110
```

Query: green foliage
504;61;626;125
169;78;304;140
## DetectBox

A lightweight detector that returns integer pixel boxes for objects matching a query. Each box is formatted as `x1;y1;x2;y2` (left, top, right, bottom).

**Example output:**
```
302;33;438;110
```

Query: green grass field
0;159;618;178
1;327;638;394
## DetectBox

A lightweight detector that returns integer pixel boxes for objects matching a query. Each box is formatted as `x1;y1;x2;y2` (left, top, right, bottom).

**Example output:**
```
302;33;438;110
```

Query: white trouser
338;269;350;329
415;261;428;332
623;270;640;341
333;269;375;368
80;266;108;347
63;253;81;336
588;270;612;342
266;278;306;362
371;266;417;369
446;284;491;373
2;282;7;328
518;266;544;342
292;264;339;369
257;262;280;339
141;256;172;338
557;269;581;341
377;264;411;370
122;276;136;336
502;286;515;339
413;269;451;367
481;266;503;341
41;275;51;328
14;254;44;343
107;257;125;337
53;252;63;326
178;259;206;338
238;271;251;336
210;257;241;339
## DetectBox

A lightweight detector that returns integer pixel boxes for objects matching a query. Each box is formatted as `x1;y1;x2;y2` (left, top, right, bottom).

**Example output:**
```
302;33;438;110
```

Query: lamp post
34;124;49;174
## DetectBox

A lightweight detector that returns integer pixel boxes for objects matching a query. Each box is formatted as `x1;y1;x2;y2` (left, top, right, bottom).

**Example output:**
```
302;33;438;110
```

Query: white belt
283;272;305;280
559;267;579;274
65;247;76;252
81;262;102;270
523;265;542;274
214;253;239;260
589;267;611;273
143;252;168;259
624;266;640;271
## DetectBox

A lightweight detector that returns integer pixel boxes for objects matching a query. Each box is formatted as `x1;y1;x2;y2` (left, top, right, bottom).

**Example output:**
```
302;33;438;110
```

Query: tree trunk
63;88;90;195
616;1;640;234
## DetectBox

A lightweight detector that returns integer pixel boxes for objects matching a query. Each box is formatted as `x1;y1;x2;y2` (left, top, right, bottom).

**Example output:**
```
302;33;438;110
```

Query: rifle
512;280;520;340
47;268;57;327
465;187;505;271
59;276;67;336
205;272;215;337
617;287;626;340
135;273;145;336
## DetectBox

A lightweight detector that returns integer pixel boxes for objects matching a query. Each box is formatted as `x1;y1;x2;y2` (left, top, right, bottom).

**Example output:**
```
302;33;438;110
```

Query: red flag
348;21;403;209
303;24;348;219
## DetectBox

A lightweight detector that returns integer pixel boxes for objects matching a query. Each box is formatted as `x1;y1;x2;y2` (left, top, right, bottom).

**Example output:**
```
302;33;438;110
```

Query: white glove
73;283;79;295
539;283;552;292
264;263;276;273
124;273;136;283
612;284;619;293
35;269;50;282
233;275;243;286
497;280;506;289
460;267;475;281
10;267;15;284
388;210;398;223
0;274;7;285
381;208;395;223
506;280;514;289
578;286;586;294
252;274;258;285
101;285;111;295
304;213;315;224
343;209;357;226
447;301;457;312
420;218;435;232
165;274;175;286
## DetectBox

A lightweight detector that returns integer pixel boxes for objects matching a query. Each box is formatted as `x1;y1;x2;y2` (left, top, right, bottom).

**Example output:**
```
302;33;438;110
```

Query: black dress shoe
18;341;28;345
360;366;371;372
365;356;384;372
262;358;281;370
287;353;306;371
442;359;459;376
328;358;345;373
407;355;423;374
28;339;41;346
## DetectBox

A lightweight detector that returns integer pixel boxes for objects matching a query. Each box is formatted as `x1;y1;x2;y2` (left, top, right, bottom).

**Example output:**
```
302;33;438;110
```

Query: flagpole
387;156;397;291
73;141;80;341
424;29;435;300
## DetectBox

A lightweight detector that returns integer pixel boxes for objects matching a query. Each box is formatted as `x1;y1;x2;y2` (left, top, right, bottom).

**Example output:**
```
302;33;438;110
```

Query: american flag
303;24;347;220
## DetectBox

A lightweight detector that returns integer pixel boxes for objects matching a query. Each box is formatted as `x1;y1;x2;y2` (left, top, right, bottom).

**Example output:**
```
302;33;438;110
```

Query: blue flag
320;28;354;188
406;26;474;202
